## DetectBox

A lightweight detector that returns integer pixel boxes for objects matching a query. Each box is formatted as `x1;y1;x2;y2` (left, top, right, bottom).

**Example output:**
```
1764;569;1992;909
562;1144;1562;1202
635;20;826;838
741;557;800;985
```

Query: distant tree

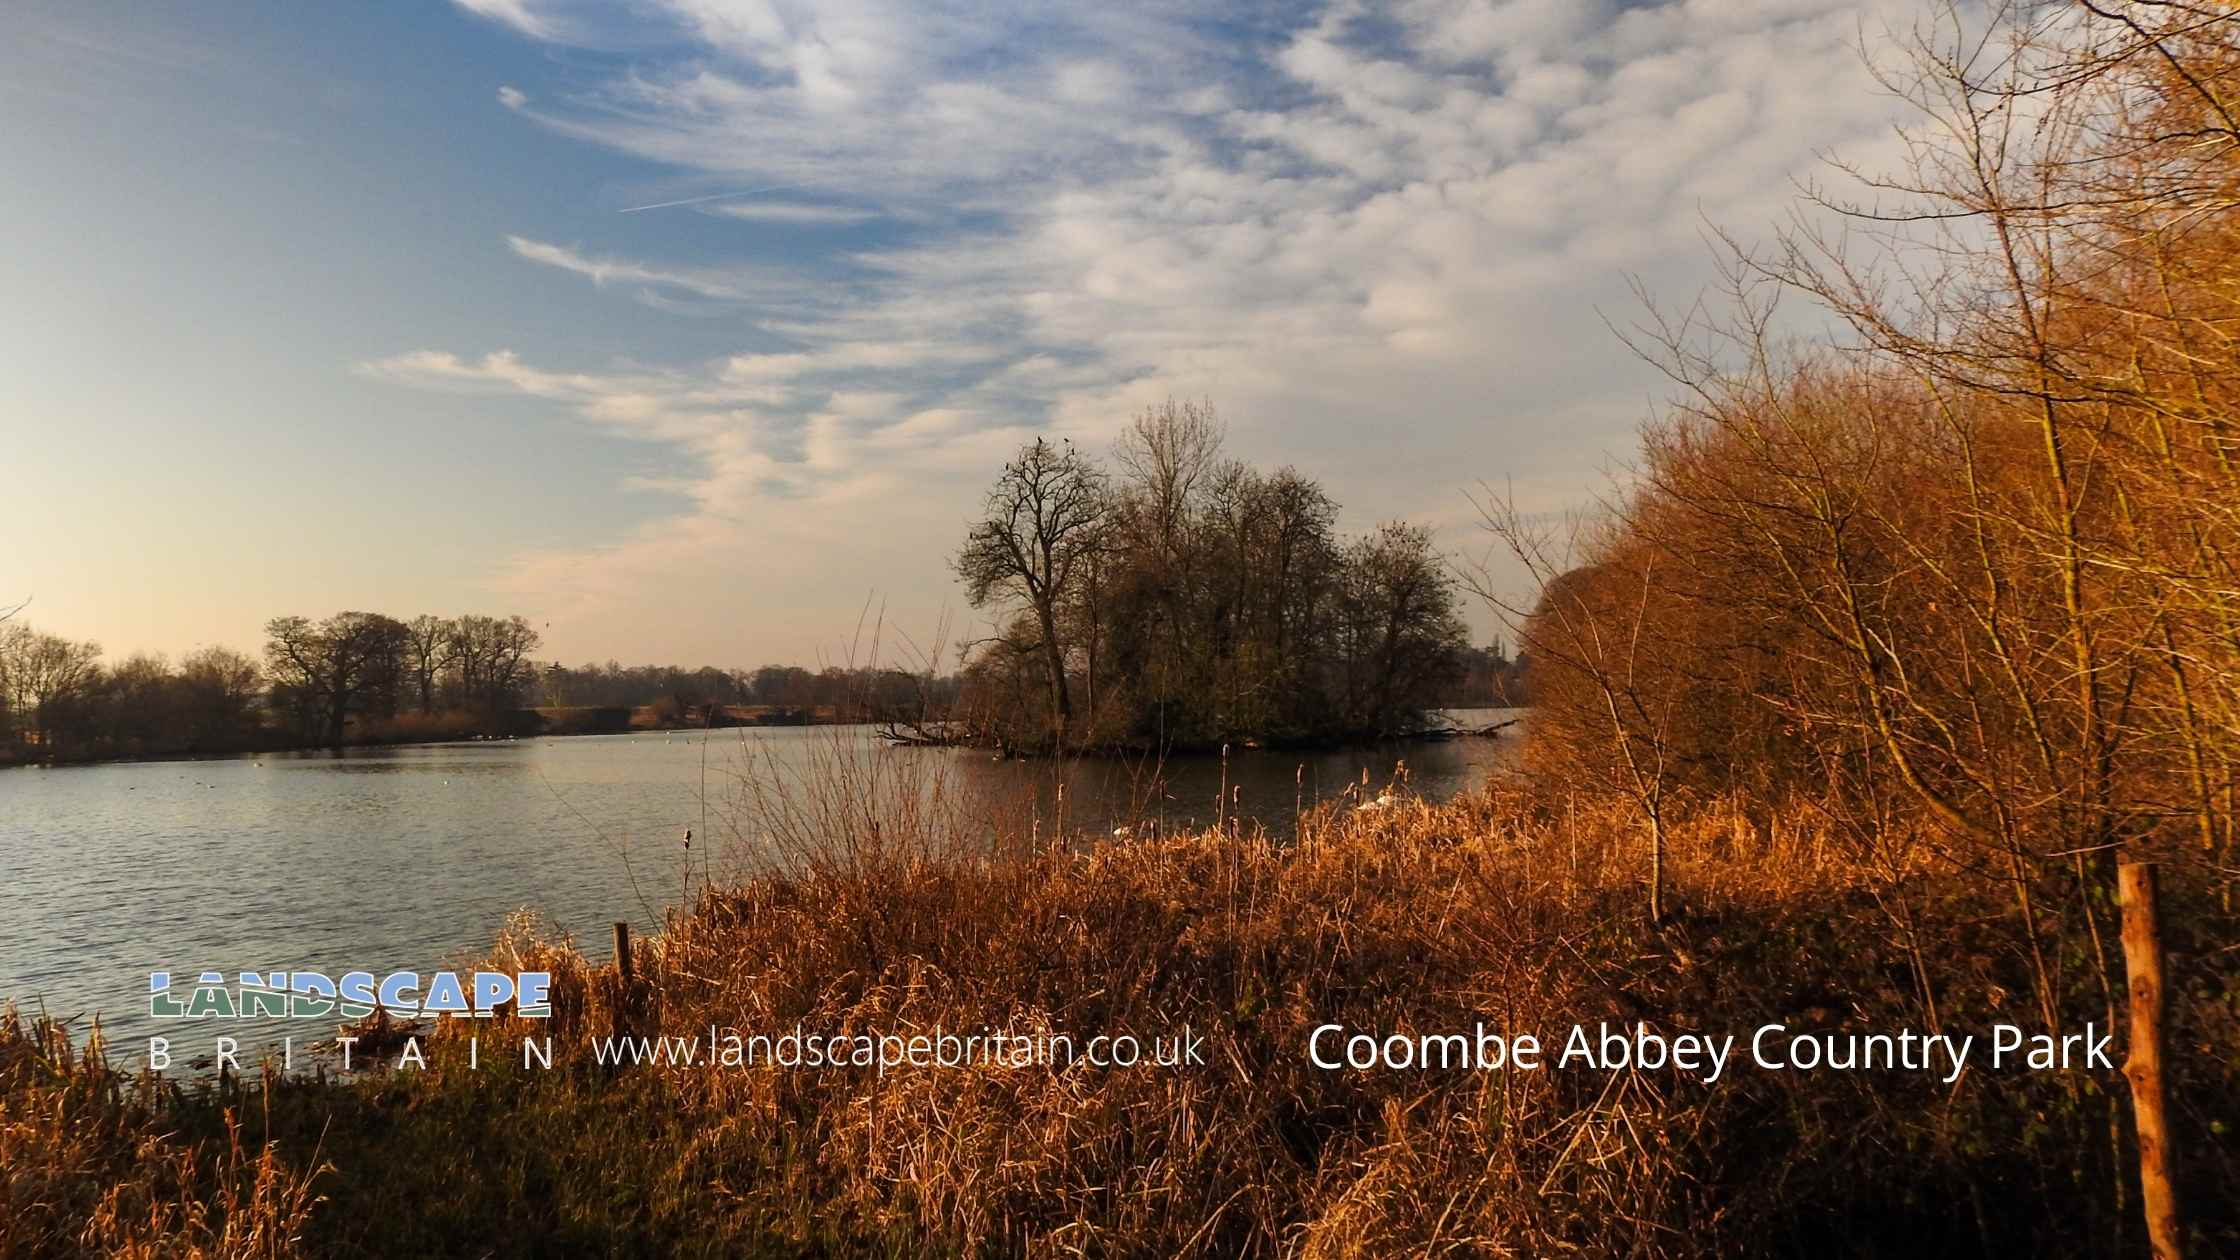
446;615;540;716
1102;406;1229;742
1332;523;1469;738
262;612;409;746
956;437;1109;740
100;652;177;749
403;615;455;714
1443;641;1521;706
1113;400;1224;572
953;408;1467;751
690;666;741;707
178;645;264;747
749;665;816;708
0;623;104;749
952;615;1052;754
1199;463;1345;738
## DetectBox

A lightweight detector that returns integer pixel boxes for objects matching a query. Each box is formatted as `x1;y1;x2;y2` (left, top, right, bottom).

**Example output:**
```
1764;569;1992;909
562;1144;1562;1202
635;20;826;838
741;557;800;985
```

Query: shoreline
0;716;860;772
4;707;1524;772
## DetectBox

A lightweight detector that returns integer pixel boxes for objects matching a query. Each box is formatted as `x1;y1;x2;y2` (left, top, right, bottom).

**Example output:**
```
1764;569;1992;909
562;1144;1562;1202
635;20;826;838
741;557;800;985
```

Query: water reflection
949;717;1521;839
0;711;1520;1065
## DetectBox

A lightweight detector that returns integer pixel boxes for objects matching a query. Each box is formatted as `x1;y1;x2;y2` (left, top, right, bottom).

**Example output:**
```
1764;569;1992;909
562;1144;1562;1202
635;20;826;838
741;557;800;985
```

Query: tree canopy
954;401;1468;751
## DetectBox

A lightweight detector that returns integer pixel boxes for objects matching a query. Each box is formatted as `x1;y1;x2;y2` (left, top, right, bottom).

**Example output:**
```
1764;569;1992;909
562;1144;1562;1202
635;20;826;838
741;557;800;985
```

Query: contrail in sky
617;182;804;213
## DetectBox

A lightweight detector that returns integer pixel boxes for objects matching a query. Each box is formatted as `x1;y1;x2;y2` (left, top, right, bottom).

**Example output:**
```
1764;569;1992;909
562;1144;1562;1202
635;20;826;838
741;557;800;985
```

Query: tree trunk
2118;857;2183;1260
1037;604;1071;738
316;679;341;748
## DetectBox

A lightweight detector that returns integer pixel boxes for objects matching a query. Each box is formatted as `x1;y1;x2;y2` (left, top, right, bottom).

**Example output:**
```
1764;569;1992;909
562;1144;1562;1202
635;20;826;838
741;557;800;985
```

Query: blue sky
5;0;1918;669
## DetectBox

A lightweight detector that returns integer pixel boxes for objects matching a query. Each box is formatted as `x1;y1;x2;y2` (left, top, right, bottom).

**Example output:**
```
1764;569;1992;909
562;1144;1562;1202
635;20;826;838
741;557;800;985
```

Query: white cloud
504;235;755;301
704;201;879;225
393;0;1929;658
496;84;527;109
453;0;556;40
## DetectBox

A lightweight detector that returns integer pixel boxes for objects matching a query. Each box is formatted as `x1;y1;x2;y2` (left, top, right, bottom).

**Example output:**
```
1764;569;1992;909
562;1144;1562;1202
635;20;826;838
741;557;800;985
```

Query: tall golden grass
13;763;2222;1257
0;1009;323;1259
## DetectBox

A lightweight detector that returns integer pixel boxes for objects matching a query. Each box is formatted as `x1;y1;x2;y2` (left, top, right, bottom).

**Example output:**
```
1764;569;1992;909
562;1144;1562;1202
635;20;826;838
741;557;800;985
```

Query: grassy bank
6;786;2232;1258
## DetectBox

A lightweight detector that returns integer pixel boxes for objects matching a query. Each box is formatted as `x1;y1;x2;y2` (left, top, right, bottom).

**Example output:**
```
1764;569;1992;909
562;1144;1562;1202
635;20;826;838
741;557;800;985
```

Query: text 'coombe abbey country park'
1308;1021;2116;1086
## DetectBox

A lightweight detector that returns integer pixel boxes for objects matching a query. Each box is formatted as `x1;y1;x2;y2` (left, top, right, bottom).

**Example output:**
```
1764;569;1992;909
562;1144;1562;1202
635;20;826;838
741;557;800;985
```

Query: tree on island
952;402;1468;753
954;436;1109;745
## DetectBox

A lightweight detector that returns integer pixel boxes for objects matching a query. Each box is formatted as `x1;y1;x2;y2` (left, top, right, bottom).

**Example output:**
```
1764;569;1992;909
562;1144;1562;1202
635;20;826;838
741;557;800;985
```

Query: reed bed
0;1008;323;1259
4;772;2230;1257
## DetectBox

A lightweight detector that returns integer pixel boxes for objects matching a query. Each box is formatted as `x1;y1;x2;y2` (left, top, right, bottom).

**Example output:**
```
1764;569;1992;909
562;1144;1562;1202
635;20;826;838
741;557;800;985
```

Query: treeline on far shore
0;607;1531;767
0;614;941;767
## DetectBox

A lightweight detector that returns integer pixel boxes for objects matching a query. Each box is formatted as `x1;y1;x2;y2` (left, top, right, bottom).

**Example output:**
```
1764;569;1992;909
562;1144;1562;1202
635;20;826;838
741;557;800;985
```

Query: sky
3;0;1923;671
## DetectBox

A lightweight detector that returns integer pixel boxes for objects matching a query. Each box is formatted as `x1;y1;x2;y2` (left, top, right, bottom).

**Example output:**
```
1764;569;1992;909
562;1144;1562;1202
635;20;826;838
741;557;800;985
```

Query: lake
0;711;1521;1066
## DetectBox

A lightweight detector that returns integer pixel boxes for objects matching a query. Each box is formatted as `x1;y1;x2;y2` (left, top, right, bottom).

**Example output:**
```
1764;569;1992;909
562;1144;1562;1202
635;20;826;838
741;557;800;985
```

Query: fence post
611;920;634;1043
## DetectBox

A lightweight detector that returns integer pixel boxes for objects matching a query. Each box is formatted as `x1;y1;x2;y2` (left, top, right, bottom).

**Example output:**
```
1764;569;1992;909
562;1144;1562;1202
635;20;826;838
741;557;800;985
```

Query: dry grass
0;1009;324;1260
372;778;2190;1257
6;773;2230;1257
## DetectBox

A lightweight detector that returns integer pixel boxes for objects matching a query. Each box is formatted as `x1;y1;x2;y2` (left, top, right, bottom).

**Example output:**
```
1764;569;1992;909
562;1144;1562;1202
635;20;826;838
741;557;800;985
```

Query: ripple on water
1;717;1523;1067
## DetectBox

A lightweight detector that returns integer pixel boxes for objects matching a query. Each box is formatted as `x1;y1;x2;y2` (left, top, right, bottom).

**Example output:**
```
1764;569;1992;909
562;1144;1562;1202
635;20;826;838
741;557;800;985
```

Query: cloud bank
372;0;1921;663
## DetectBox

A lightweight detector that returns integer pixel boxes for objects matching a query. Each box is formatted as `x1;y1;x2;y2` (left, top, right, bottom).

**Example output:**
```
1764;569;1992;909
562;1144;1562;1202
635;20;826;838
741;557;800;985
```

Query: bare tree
1113;399;1224;569
1467;7;2240;1245
1464;500;1684;924
1759;10;2240;1250
957;416;1466;752
956;437;1109;743
1334;523;1469;739
448;614;541;716
0;623;103;750
179;646;263;743
263;612;409;746
404;615;455;714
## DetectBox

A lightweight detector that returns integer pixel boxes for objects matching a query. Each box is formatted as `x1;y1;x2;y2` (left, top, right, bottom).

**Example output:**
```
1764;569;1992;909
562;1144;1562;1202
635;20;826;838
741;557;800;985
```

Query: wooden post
2118;859;2183;1260
611;920;635;1043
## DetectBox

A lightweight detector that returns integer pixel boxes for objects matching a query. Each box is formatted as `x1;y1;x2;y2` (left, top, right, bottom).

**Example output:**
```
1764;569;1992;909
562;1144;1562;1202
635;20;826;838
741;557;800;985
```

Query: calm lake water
0;711;1520;1066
